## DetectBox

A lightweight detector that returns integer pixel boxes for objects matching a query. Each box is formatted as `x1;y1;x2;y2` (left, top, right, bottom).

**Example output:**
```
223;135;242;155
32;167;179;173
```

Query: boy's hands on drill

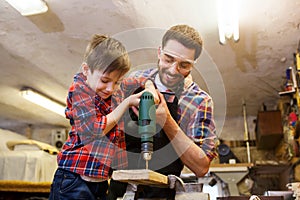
128;79;161;118
127;91;143;107
144;80;160;105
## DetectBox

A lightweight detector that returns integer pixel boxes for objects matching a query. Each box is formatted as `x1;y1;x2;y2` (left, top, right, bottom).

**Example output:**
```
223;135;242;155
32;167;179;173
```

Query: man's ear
157;46;162;60
82;63;89;76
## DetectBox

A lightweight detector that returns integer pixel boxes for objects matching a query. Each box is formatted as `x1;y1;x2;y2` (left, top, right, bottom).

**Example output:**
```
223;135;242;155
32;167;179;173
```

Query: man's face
157;39;196;89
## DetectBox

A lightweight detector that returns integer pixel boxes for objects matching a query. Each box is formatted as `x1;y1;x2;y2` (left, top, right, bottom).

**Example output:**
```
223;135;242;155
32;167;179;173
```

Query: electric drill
138;91;156;169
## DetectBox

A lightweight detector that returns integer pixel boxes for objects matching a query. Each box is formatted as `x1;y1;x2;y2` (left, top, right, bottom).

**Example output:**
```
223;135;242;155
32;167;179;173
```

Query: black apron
124;91;183;199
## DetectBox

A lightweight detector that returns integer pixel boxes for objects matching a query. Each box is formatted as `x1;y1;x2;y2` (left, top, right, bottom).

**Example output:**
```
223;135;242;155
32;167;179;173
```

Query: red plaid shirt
57;73;127;179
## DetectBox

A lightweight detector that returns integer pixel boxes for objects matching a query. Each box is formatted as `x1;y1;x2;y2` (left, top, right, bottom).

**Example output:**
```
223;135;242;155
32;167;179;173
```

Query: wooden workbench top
112;169;169;187
210;163;254;168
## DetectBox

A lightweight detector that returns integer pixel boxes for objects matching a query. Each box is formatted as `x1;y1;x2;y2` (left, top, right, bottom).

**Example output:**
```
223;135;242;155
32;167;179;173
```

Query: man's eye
180;63;192;69
101;79;109;83
164;57;174;63
163;54;174;62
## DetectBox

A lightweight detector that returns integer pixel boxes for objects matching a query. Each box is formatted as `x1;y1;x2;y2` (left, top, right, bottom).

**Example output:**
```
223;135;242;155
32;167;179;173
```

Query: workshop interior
1;0;300;199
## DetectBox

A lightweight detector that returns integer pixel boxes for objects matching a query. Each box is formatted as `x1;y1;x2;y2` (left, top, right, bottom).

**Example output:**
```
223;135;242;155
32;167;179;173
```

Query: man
108;24;218;200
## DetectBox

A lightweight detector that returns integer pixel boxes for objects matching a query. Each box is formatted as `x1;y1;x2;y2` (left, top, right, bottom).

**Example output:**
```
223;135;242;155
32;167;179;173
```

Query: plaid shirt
57;73;127;179
115;68;218;160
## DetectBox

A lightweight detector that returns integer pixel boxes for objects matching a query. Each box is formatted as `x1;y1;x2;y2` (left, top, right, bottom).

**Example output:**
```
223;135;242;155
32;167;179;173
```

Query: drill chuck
138;91;156;161
141;143;153;161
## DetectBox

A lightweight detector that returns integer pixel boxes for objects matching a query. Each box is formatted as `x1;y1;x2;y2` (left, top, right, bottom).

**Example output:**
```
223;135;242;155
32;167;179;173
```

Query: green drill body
138;91;156;163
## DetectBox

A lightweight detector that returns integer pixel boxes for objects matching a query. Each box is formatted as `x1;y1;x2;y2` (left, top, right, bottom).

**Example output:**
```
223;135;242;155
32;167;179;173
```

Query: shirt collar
154;73;170;92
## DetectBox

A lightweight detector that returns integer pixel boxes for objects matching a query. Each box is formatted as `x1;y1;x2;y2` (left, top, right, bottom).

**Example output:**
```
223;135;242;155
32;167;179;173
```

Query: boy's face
83;64;123;99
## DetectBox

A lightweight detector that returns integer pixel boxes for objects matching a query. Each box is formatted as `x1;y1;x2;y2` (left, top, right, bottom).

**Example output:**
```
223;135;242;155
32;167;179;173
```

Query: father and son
49;24;219;200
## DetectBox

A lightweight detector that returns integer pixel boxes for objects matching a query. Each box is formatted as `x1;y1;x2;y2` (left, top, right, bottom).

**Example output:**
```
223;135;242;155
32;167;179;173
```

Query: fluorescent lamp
20;88;65;117
5;0;48;16
217;0;240;45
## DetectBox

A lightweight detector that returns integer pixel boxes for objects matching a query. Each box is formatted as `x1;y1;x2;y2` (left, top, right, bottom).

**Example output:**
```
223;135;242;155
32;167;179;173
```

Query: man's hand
155;92;170;127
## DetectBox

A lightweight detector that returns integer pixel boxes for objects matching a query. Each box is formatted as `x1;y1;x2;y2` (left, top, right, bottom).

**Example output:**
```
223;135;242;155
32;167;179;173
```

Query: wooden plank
175;192;209;200
210;163;253;168
0;180;51;193
112;169;168;186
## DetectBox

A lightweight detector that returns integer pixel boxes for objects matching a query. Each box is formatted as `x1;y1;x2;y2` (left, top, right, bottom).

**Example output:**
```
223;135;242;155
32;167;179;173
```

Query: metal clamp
168;175;185;192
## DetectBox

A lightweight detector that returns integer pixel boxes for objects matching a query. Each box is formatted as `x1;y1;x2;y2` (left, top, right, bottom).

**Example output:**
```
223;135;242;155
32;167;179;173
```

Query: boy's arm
104;90;142;135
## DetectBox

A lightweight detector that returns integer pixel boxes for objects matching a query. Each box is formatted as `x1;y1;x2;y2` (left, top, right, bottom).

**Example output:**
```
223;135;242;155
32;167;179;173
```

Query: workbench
209;163;253;196
112;169;209;200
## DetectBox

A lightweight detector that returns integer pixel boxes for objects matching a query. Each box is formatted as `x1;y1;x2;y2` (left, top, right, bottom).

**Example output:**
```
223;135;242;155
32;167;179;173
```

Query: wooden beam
0;180;51;193
112;169;168;187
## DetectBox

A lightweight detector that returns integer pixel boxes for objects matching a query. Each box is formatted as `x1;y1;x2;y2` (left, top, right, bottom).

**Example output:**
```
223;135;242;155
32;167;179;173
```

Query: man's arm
155;92;211;177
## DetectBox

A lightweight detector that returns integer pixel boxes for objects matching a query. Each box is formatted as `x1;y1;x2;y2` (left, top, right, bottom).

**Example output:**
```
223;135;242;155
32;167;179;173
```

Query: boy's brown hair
83;34;130;76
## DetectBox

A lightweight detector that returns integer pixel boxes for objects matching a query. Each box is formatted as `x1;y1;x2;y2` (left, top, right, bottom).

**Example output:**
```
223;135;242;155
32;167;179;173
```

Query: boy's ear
82;63;89;76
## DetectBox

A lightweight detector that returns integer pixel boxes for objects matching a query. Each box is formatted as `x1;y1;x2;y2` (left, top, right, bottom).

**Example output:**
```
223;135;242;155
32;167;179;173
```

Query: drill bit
145;160;149;170
143;151;152;170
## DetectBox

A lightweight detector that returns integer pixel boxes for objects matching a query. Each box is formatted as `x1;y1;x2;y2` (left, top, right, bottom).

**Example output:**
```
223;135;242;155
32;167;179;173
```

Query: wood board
0;180;51;192
112;169;169;187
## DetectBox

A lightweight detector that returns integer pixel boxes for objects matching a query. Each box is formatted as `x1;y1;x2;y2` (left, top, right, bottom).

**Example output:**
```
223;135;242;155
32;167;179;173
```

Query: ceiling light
217;0;240;45
5;0;48;16
20;88;65;117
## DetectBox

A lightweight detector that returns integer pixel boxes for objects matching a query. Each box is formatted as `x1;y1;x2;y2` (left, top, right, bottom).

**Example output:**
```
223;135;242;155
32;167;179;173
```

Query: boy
49;34;157;200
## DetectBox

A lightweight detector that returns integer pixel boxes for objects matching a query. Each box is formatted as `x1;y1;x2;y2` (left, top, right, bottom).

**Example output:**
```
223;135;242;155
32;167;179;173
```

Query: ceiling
0;0;299;140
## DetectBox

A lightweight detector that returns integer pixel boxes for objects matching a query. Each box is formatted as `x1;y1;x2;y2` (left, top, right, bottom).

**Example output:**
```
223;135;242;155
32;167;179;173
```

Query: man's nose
169;61;180;73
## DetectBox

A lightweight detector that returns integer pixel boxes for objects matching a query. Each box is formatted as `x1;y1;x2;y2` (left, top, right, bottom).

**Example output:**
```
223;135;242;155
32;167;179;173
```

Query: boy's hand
129;91;170;128
128;91;143;107
129;88;161;118
144;80;160;105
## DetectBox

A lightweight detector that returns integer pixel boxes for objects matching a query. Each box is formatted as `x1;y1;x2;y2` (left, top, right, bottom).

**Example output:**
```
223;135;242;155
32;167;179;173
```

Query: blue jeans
49;168;108;200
